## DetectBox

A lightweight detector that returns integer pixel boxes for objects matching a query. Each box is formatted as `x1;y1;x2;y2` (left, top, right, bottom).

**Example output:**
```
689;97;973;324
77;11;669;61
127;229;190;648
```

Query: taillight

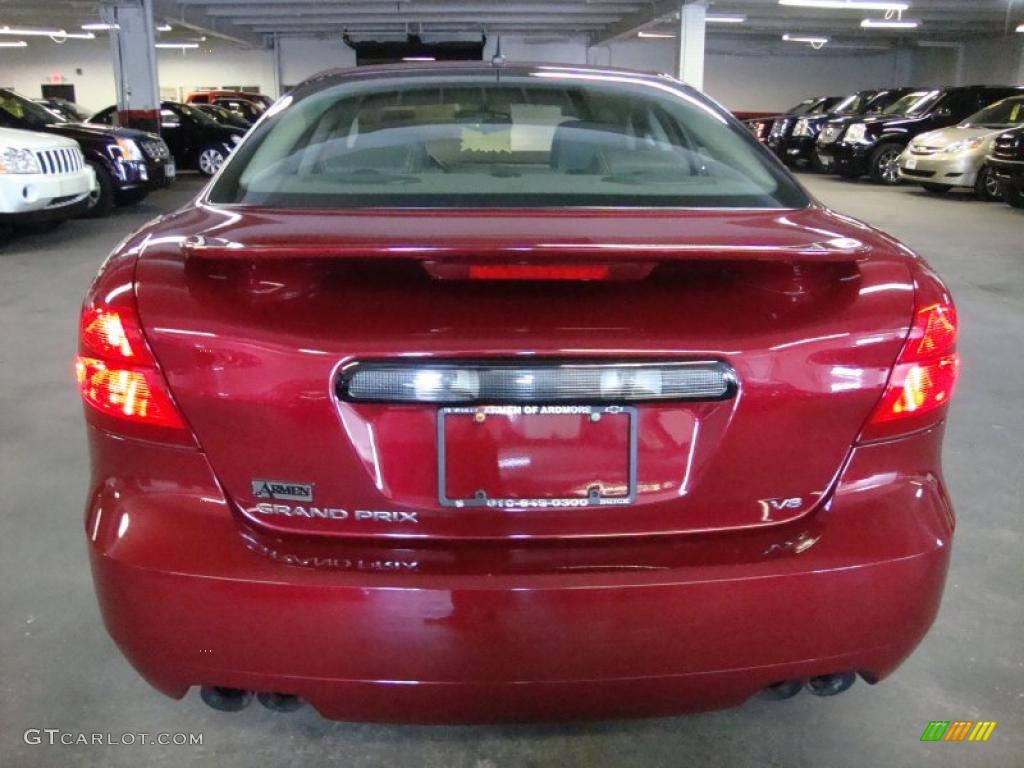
80;306;151;363
75;294;192;444
861;301;960;441
75;358;185;429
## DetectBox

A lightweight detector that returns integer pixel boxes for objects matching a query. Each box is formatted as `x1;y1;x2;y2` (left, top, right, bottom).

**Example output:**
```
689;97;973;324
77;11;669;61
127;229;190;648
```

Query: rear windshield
209;71;807;209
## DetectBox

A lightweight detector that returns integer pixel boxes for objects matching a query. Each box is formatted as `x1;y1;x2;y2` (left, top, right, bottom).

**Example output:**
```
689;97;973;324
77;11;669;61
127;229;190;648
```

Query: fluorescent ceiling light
0;40;27;47
156;42;198;49
402;56;436;61
861;18;919;28
81;23;118;31
156;23;172;32
779;1;909;10
638;30;675;39
707;14;747;23
0;26;95;39
783;33;830;46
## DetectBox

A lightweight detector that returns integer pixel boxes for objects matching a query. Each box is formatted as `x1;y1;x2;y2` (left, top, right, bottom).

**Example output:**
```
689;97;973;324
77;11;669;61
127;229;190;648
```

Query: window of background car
829;94;862;115
963;97;1024;129
209;73;808;209
0;89;60;129
882;90;942;117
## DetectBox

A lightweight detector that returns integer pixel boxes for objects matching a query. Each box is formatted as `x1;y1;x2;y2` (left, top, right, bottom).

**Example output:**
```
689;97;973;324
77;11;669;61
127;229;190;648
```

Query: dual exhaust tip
200;686;303;713
199;672;857;714
761;671;858;700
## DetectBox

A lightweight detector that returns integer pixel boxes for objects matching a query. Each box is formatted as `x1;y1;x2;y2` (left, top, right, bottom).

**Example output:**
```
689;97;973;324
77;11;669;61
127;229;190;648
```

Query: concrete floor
1;174;1021;767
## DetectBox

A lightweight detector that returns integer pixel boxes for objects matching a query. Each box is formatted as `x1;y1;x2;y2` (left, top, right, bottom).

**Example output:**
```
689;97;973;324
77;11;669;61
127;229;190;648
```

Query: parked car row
747;85;1024;208
0;88;268;241
89;101;246;176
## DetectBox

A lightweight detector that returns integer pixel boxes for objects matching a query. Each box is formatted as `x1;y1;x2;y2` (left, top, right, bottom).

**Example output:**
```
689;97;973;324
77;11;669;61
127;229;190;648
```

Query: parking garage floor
2;175;1022;768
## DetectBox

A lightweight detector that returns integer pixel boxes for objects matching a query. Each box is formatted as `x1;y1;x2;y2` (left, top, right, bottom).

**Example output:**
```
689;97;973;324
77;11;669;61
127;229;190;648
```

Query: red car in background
79;63;959;723
185;89;272;110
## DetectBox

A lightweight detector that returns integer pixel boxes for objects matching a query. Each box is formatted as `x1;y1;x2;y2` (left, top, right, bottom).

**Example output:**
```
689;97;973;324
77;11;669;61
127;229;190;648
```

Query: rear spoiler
180;235;872;263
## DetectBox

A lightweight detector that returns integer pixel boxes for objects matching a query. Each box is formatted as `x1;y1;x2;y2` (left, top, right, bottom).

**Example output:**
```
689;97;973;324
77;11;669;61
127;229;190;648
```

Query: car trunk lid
136;206;914;540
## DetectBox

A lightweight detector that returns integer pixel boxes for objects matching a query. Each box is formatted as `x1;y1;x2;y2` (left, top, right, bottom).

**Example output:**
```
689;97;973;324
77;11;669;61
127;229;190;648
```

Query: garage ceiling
1;0;1022;47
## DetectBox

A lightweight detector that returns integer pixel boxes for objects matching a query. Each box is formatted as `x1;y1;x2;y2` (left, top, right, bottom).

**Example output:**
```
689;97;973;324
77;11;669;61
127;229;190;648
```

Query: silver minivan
898;96;1024;200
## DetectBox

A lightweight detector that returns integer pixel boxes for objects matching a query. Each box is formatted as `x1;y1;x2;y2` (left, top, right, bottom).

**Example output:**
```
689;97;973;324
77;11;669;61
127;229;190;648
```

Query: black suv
764;98;842;155
830;85;1024;184
0;88;173;217
988;126;1024;208
785;88;914;171
91;101;244;176
744;97;834;144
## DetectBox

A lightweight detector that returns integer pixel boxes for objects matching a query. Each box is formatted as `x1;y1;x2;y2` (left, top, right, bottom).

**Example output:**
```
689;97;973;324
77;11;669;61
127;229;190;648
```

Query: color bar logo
921;721;997;742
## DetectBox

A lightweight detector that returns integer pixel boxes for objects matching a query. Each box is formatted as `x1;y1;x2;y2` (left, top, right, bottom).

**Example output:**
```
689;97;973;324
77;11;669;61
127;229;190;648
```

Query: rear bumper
86;425;954;723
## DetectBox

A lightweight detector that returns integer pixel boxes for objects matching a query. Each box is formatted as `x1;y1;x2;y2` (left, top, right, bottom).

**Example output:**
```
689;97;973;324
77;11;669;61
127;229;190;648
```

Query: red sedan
77;63;959;723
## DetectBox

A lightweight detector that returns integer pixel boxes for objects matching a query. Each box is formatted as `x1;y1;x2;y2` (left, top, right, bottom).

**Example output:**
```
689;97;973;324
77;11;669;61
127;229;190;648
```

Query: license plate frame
437;404;638;509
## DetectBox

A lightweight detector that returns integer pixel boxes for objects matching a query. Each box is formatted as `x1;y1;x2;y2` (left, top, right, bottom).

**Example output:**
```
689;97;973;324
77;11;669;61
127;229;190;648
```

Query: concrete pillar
102;1;160;133
272;35;283;98
675;1;707;90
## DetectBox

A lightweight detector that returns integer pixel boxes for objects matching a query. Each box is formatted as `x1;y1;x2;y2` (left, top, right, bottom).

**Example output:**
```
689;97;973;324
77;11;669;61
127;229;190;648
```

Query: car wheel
82;162;114;219
973;165;1001;202
922;183;951;195
868;144;903;185
197;146;226;176
115;188;149;207
1004;183;1024;209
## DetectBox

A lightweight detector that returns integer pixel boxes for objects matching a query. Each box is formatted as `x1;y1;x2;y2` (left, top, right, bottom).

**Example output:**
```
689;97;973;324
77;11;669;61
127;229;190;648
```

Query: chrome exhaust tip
807;672;856;697
257;691;304;712
199;686;253;712
760;680;803;700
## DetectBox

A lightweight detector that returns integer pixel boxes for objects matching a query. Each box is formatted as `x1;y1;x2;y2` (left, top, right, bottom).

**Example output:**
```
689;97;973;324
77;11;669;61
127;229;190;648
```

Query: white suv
0;126;96;229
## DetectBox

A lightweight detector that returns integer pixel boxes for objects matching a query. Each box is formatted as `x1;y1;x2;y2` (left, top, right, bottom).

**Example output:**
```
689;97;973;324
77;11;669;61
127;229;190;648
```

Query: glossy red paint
134;207;922;541
87;422;952;723
80;64;957;722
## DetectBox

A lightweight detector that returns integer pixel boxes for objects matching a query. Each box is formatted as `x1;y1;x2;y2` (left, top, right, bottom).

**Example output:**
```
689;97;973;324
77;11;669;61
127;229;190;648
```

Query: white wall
703;50;907;112
487;34;917;112
960;38;1024;86
483;34;590;65
0;38;275;110
1;40;118;111
2;32;1018;116
909;46;959;88
278;37;355;89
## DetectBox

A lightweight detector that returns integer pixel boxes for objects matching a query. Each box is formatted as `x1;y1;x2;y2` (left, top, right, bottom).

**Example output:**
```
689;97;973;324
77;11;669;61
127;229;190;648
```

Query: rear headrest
550;120;628;173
